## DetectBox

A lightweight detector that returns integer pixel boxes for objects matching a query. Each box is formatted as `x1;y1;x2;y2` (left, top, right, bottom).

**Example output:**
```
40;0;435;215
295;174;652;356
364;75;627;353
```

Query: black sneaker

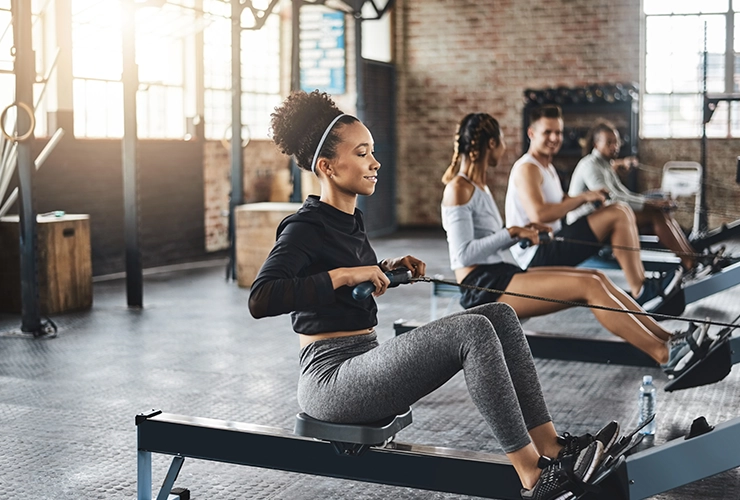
520;456;576;500
521;442;605;500
635;268;682;311
557;421;619;461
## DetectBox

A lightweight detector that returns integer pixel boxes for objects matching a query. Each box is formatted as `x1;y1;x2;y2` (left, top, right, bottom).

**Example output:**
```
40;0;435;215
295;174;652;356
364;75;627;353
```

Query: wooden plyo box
0;214;93;314
235;202;301;288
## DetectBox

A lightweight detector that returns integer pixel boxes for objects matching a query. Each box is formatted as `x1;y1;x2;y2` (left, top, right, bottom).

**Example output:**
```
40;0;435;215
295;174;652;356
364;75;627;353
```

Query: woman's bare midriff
454;265;477;284
299;328;375;348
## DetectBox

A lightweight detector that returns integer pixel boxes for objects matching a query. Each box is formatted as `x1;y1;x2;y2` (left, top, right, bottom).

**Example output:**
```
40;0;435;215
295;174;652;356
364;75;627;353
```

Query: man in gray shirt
568;121;697;271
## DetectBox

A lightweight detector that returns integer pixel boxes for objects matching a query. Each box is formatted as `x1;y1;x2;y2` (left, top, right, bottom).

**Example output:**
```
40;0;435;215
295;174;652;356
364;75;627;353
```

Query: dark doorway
359;60;396;237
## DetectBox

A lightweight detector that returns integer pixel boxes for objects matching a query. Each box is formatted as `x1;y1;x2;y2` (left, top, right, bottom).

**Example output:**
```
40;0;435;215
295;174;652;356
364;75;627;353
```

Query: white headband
310;113;350;175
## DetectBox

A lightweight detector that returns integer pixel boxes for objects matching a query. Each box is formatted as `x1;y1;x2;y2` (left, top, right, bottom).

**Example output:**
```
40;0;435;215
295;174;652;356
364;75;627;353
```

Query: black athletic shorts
459;263;525;309
528;216;600;268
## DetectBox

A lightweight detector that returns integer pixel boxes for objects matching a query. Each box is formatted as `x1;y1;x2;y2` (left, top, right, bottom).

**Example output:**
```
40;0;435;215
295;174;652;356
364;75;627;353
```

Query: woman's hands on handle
328;255;426;300
329;266;391;297
380;255;426;279
509;224;553;247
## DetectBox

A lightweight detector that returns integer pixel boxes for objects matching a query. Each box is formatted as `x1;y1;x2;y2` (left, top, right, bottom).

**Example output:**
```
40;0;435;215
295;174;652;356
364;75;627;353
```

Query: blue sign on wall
300;9;346;95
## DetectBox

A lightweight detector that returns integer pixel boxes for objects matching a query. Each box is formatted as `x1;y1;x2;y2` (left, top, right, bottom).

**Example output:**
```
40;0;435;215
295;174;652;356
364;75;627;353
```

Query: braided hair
441;113;502;185
270;90;359;173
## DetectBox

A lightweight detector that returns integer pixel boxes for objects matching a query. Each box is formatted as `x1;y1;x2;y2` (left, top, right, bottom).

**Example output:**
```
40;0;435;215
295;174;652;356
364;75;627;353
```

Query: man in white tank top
505;105;681;312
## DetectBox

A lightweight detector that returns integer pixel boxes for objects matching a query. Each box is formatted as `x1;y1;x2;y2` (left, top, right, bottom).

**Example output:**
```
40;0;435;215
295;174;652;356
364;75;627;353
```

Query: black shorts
459;263;525;309
528;216;600;268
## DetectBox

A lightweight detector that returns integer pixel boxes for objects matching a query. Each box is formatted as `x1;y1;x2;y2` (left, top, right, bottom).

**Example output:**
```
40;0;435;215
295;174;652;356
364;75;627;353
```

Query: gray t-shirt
567;149;646;224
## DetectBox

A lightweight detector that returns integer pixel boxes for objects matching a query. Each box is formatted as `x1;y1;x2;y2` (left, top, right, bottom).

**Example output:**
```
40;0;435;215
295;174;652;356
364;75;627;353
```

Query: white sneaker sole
662;268;683;297
575;441;605;483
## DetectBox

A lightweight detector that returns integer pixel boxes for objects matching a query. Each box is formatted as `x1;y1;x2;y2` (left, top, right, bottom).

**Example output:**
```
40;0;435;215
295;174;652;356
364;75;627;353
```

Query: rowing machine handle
593;191;611;209
519;231;552;248
352;268;413;301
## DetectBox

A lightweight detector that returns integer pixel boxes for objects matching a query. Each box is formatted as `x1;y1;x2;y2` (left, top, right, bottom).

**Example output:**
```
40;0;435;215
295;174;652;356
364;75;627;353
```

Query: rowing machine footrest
169;488;190;500
685;416;714;439
294;409;413;448
665;336;732;391
650;288;686;318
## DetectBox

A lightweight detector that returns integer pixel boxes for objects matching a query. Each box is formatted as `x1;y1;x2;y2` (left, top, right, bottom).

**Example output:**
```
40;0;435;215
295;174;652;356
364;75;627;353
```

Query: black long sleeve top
248;195;379;334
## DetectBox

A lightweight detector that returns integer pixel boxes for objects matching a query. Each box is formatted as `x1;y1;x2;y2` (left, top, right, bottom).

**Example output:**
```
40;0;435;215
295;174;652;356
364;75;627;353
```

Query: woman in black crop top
249;91;614;499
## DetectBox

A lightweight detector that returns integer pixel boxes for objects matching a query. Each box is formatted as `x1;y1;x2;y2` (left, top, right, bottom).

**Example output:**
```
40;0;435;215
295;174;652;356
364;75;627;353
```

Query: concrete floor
1;229;739;499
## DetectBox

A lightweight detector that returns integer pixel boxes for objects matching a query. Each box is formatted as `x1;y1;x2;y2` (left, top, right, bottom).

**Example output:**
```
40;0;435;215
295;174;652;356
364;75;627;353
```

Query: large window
70;0;281;140
72;0;191;138
0;0;15;110
202;0;281;141
642;1;739;138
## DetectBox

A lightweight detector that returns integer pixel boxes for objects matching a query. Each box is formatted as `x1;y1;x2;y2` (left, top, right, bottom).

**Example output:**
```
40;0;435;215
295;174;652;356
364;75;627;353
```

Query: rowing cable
409;275;740;331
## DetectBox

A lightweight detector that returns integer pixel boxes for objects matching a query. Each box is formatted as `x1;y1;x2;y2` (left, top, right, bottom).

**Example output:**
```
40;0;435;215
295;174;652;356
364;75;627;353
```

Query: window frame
69;0;282;140
641;3;737;138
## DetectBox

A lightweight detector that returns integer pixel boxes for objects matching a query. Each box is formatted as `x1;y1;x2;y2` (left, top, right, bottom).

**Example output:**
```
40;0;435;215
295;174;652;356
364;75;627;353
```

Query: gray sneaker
662;322;709;375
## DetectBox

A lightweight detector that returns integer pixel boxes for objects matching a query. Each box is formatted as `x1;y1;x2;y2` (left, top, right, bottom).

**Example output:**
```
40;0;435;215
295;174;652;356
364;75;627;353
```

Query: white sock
634;285;644;298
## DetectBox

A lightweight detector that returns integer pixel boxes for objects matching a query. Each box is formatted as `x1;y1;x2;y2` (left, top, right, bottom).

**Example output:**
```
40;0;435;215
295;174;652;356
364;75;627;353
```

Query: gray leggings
297;302;551;453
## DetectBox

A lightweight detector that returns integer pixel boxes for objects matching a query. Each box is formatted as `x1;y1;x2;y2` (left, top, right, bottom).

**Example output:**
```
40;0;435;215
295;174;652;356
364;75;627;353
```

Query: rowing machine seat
294;408;413;446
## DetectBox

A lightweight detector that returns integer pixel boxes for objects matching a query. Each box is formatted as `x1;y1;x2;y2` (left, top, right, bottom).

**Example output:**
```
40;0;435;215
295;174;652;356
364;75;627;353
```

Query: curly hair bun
270;90;344;171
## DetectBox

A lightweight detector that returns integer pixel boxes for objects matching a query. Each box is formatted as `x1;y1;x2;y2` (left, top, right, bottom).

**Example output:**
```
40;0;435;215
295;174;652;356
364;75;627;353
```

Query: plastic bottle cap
643;375;653;384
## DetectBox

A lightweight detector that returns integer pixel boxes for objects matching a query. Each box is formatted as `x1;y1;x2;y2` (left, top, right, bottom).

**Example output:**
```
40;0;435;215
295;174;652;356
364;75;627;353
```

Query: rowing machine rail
136;410;740;500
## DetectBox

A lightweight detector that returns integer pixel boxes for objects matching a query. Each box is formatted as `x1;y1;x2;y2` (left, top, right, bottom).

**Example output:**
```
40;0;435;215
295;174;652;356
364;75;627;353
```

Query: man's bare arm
512;162;606;223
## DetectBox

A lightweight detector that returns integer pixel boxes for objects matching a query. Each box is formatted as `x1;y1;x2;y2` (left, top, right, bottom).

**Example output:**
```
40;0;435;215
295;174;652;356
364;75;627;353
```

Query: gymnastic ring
221;124;251;151
0;101;36;142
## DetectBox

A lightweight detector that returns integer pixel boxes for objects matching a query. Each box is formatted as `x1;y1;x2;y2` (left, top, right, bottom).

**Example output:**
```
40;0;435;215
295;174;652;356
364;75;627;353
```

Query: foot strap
665;335;732;392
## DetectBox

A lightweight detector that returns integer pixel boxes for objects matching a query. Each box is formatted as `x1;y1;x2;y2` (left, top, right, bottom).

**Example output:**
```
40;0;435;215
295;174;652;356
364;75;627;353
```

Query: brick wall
395;0;641;225
203;139;292;251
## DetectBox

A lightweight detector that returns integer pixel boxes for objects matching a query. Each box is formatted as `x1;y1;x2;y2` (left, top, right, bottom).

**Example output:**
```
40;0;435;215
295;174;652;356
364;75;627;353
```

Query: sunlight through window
71;0;281;140
643;1;737;138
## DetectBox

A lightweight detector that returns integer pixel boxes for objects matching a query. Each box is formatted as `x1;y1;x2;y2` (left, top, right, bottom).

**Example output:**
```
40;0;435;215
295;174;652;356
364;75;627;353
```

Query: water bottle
638;375;657;435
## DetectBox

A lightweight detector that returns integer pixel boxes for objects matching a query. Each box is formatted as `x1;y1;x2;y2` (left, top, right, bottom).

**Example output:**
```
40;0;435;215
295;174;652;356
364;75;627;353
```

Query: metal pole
352;1;366;214
122;0;143;307
700;21;708;234
11;0;41;333
194;0;205;139
226;0;244;281
291;0;301;92
353;5;365;123
289;0;302;203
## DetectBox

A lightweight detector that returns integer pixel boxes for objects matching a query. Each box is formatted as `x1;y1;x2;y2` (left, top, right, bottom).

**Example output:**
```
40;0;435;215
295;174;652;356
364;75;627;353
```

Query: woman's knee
582;271;609;297
588;269;609;282
443;314;499;348
469;301;518;322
